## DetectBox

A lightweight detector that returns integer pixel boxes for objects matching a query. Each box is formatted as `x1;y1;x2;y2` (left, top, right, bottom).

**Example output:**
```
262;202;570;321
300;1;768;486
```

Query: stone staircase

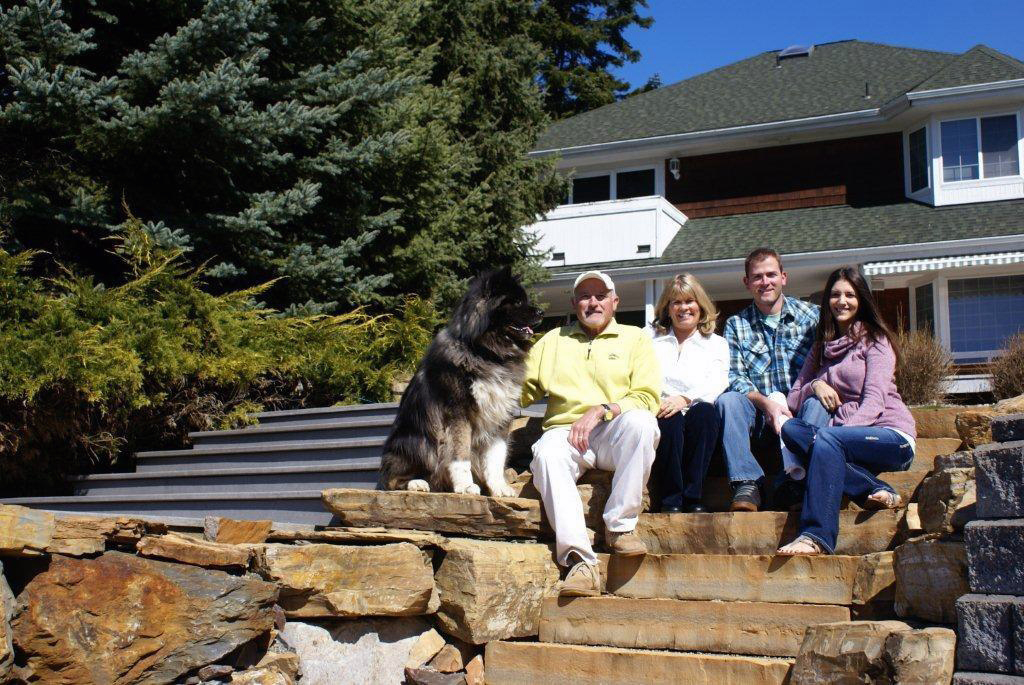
0;402;401;526
475;439;963;684
319;420;962;684
0;399;970;683
0;395;961;534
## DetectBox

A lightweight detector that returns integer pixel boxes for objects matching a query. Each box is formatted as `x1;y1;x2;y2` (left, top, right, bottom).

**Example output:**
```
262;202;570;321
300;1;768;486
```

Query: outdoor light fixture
669;158;680;180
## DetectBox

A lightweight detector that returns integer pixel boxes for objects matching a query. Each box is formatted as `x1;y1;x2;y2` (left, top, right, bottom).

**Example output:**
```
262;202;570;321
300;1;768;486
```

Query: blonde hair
652;273;719;336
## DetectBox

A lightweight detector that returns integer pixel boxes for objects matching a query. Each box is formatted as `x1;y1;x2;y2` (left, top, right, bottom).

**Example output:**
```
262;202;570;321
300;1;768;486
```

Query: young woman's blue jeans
781;408;914;553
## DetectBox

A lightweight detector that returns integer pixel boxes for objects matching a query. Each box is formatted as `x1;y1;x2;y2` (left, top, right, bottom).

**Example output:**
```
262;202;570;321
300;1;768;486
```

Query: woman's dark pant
781;419;914;553
653;401;721;509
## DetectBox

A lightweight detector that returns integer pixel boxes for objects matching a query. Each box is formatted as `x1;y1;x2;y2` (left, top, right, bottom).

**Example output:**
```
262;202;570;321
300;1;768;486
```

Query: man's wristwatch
601;403;614;422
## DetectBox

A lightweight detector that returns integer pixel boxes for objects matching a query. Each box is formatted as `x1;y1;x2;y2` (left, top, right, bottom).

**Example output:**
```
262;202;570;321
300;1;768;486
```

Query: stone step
249;402;400;427
539;595;849;657
910;437;965;471
484;641;793;685
247;402;545;428
635;509;900;556
701;468;927;511
0;490;337;526
600;552;894;606
135;438;385;472
188;417;394;447
75;461;380;496
321;489;902;554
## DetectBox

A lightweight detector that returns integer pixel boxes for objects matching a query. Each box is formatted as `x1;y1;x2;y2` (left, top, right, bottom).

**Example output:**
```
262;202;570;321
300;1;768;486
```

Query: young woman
649;274;728;513
776;266;916;555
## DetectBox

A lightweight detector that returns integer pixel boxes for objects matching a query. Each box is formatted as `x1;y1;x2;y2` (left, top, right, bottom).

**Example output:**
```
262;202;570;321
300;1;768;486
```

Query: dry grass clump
895;329;953;406
990;333;1024;400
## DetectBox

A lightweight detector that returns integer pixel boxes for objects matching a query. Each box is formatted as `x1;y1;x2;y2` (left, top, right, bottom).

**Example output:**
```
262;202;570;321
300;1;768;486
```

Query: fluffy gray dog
378;267;543;496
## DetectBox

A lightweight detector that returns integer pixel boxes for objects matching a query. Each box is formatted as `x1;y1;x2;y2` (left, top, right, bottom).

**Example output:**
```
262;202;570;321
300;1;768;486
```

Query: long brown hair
652;273;719;336
812;266;899;369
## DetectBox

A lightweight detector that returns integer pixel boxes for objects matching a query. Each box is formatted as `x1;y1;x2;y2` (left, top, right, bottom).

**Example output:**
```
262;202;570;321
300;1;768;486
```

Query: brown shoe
729;481;761;512
559;560;601;597
605;530;647;557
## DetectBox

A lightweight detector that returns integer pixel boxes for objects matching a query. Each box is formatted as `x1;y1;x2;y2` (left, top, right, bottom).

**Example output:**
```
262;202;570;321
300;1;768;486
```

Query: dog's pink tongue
524;326;534;336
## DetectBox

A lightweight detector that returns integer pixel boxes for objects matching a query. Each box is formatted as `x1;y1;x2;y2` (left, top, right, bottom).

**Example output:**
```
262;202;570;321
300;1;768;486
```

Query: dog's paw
454;483;481;496
487;481;516;498
406;479;430;492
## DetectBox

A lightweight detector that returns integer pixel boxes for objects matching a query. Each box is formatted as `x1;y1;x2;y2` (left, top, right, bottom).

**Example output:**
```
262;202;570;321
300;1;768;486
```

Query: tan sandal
776;535;823;556
864;489;902;510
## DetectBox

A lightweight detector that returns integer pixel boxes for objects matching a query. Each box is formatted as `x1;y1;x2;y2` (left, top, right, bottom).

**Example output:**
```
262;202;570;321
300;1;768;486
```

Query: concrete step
485;641;793;685
249;402;400;427
189;417;394;447
539;595;849;657
600;552;893;606
74;461;380;496
635;509;900;555
135;438;384;472
0;490;337;526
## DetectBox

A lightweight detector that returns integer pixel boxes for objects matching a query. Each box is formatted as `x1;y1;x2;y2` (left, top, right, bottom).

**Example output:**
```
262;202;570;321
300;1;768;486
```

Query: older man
522;270;661;597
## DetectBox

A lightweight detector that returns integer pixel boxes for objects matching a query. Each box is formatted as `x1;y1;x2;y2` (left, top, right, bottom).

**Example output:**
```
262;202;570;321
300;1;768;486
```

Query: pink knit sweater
787;330;917;438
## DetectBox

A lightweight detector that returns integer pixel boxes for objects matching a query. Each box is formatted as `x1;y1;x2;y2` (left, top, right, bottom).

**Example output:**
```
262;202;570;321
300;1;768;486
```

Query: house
525;40;1024;393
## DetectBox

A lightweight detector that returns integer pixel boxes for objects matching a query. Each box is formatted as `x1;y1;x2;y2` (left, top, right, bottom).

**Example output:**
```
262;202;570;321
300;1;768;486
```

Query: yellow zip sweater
521;320;662;431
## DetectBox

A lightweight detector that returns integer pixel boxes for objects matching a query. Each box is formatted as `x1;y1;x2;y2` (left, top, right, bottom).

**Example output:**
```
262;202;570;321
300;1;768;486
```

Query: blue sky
612;0;1024;89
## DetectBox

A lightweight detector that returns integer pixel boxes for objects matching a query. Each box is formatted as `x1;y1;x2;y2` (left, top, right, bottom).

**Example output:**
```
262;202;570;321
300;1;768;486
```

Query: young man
522;270;661;596
715;249;821;511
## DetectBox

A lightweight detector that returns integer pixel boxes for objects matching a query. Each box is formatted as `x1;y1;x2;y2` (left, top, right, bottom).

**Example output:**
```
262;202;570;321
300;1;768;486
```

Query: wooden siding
667;133;905;219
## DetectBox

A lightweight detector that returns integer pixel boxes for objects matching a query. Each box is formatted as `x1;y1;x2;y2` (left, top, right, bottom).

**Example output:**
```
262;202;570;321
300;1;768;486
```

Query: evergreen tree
0;0;564;313
531;0;652;119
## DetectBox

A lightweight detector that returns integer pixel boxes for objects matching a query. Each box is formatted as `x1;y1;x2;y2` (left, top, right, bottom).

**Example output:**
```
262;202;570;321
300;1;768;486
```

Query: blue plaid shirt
724;296;820;397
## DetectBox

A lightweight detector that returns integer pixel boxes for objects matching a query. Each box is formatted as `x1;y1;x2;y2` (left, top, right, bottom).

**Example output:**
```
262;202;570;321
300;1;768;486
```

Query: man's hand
765;401;793;435
568;406;605;453
811;379;841;413
753;394;792;435
657;395;690;419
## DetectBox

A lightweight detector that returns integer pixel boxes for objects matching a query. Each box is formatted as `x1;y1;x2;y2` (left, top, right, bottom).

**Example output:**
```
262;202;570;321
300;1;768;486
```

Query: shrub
894;328;953;406
990;333;1024;400
0;223;436;496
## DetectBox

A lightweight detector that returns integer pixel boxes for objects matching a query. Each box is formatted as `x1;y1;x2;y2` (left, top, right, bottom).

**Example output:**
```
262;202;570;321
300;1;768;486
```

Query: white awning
862;251;1024;276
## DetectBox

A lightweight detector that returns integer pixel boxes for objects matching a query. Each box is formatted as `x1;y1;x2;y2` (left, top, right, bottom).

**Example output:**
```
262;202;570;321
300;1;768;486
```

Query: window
617;169;655;199
941;114;1021;183
941;119;979;181
947;275;1024;361
981;115;1020;178
568;168;657;203
571;175;610;203
914;283;934;334
908;127;928;192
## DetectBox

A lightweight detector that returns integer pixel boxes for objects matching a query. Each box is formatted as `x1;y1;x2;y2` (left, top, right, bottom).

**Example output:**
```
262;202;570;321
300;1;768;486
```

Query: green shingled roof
548;199;1024;276
911;44;1024;92
536;40;1024;152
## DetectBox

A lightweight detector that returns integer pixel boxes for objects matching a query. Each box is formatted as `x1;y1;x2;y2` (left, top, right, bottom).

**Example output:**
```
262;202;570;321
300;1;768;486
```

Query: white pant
530;410;659;566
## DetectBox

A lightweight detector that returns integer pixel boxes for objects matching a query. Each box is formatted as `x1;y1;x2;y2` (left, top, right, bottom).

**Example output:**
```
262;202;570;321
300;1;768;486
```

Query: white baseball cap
573;270;615;291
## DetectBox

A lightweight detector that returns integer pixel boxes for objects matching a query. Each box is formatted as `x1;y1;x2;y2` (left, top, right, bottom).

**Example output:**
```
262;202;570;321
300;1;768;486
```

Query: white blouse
651;330;730;408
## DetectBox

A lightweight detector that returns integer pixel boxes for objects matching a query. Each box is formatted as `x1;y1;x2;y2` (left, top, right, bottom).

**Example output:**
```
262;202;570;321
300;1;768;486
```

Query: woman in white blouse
650;274;729;513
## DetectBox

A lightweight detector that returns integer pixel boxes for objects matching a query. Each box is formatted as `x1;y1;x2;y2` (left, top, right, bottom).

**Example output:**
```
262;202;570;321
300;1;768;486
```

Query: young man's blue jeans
715;391;830;484
781;414;914;553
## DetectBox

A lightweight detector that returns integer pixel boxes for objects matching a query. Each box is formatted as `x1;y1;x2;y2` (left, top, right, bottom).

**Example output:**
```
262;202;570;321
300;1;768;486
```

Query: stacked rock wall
954;413;1024;685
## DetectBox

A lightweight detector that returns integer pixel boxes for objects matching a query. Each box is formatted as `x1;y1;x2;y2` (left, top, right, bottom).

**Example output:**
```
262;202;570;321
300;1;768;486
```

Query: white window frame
910;264;1024;362
567;164;663;204
936;109;1023;187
